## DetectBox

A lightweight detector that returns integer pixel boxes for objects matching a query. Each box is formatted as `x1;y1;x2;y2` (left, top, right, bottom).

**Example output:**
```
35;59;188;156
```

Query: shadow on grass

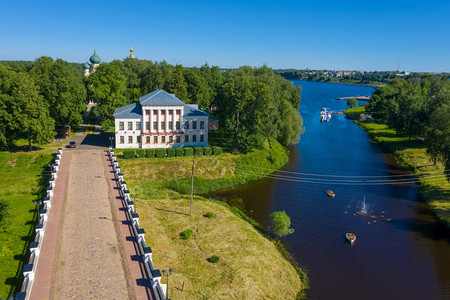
153;206;190;216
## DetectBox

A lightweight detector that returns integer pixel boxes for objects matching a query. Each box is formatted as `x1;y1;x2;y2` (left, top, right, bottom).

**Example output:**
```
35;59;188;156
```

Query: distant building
113;89;211;149
129;47;134;58
83;50;102;78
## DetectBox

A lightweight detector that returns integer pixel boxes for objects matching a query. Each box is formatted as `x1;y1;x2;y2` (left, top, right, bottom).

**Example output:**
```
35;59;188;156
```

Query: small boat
346;233;356;244
327;190;335;198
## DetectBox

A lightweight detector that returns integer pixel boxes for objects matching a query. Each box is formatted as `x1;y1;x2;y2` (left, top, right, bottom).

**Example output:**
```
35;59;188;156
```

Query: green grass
354;121;450;228
0;139;64;298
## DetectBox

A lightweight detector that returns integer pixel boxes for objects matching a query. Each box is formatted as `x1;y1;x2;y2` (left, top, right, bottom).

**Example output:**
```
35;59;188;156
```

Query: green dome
83;62;90;69
89;51;101;64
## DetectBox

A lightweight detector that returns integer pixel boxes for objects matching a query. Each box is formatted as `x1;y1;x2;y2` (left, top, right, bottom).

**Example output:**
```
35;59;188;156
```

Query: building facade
113;89;210;149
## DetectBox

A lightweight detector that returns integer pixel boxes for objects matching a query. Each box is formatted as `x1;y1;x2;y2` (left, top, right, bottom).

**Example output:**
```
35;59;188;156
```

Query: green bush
136;149;145;158
208;255;220;263
204;212;215;218
155;148;166;158
146;149;155;158
166;148;175;157
175;147;184;157
212;146;222;155
194;147;203;156
184;147;194;157
180;228;194;240
122;149;135;159
203;147;212;156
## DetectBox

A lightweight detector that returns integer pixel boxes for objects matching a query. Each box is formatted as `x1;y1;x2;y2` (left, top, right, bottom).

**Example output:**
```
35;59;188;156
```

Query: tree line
365;76;449;169
0;57;303;152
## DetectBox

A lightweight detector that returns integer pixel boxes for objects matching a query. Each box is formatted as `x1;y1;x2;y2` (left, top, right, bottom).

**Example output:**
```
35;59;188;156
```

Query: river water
210;80;450;300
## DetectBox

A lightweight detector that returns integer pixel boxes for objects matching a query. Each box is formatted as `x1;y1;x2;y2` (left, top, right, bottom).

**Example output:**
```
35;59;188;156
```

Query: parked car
69;141;76;148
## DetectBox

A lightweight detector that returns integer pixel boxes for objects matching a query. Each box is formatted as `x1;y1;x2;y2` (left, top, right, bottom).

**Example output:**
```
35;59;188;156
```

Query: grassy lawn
353;120;450;228
0;140;64;298
133;197;303;299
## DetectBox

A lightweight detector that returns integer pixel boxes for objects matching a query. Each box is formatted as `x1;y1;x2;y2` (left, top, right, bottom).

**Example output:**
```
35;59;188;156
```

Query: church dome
83;62;90;69
89;51;101;64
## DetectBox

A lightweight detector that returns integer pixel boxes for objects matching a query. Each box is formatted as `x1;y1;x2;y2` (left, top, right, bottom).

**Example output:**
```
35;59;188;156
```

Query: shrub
175;147;184;157
203;147;212;156
180;228;194;240
0;199;11;230
212;146;222;155
166;148;175;157
184;147;194;157
146;149;155;158
136;149;145;158
204;212;215;218
208;255;220;263
122;149;135;159
155;148;166;158
194;147;203;156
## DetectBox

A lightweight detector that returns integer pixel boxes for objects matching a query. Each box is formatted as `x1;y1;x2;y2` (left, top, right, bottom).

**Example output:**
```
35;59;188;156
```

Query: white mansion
113;89;210;149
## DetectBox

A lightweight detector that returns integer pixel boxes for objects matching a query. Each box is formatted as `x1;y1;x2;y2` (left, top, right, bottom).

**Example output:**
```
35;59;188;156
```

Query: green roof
89;51;101;64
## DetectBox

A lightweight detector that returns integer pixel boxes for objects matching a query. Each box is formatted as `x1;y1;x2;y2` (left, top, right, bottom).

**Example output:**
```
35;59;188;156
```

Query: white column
165;110;169;132
172;109;176;132
150;109;153;132
157;109;161;132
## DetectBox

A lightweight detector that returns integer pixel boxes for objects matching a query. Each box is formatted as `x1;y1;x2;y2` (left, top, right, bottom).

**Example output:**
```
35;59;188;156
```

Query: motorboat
327;190;335;198
346;233;356;244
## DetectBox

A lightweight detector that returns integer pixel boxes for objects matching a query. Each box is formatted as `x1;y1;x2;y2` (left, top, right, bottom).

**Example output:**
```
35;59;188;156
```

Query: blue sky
1;0;449;72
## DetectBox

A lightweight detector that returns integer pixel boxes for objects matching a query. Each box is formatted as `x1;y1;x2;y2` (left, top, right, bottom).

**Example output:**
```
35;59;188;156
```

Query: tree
169;64;189;101
347;98;358;108
426;103;450;166
0;199;11;231
270;211;294;238
87;63;127;119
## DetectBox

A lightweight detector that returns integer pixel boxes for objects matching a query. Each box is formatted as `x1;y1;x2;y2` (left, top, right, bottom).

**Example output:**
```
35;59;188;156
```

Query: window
184;135;189;142
136;122;141;130
128;122;133;130
145;110;150;115
162;136;166;143
200;121;205;129
192;121;197;129
176;121;180;130
176;110;181;115
200;135;204;142
128;136;133;143
169;136;173;143
169;122;173;129
153;121;157;129
154;136;158;143
137;136;141;143
161;110;165;115
161;122;166;130
184;121;189;129
146;136;150;143
192;135;197;142
119;122;124;130
120;136;124;144
146;122;150;130
169;110;173;115
176;136;181;143
153;110;158;116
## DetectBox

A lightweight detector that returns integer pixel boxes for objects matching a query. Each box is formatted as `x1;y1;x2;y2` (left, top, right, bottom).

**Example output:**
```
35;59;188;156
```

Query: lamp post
162;268;173;300
109;136;114;148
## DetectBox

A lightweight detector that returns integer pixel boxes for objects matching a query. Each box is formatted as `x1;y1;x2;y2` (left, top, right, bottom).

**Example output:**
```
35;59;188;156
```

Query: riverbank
344;109;450;229
118;139;307;298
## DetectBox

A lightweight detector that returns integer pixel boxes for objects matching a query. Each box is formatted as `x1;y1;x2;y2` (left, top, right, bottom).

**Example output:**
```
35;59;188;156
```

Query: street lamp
162;268;173;300
109;136;114;148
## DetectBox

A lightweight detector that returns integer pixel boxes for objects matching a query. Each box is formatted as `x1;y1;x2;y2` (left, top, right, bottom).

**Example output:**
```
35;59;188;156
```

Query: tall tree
270;211;294;238
169;64;189;101
87;63;127;119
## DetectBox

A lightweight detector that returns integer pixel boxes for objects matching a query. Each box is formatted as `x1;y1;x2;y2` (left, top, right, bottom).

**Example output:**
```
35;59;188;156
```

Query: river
210;80;450;300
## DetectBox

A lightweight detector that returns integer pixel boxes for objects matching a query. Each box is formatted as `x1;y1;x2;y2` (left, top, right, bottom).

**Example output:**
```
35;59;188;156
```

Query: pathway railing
109;148;166;300
14;148;63;300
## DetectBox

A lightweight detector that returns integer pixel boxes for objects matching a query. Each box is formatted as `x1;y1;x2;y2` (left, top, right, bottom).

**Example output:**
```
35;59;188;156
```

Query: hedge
155;148;166;158
175;147;184;157
122;149;135;159
203;147;212;156
212;146;222;155
166;148;175;157
136;149;145;158
146;149;155;158
194;147;203;156
184;147;194;156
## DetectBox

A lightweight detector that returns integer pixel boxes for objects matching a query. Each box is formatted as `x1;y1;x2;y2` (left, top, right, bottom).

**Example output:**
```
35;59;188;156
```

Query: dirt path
50;149;133;299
